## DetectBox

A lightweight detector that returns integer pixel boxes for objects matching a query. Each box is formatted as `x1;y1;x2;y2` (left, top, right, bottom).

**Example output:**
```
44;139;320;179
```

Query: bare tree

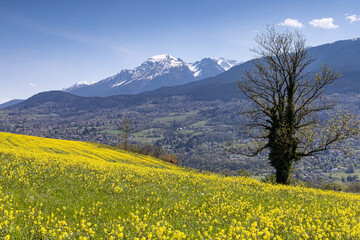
235;27;359;184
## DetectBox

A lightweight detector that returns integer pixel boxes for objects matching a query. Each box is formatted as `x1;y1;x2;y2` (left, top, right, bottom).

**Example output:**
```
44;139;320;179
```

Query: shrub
238;169;250;177
345;164;355;173
346;182;360;193
261;174;277;184
160;154;179;165
321;182;343;191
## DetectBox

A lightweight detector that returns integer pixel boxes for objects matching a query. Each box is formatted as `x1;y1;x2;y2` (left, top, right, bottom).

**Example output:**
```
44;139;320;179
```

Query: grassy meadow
0;132;360;239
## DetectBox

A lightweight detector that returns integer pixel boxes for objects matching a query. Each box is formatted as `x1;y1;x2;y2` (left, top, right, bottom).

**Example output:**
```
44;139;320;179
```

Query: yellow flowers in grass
0;132;360;239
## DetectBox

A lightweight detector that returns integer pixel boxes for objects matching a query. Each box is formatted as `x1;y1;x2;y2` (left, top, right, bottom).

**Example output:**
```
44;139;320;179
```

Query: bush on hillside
119;142;180;165
321;182;343;191
238;168;250;177
160;154;179;165
345;182;360;193
261;174;277;184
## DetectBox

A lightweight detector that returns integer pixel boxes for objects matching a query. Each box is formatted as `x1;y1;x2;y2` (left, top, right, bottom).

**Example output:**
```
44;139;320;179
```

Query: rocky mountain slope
65;54;240;97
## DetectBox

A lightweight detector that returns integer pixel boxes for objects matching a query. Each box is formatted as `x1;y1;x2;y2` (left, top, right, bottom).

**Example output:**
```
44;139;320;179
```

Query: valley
2;91;360;185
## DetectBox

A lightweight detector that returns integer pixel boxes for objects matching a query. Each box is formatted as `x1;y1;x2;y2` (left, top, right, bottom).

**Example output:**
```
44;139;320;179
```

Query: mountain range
2;37;360;111
64;54;241;97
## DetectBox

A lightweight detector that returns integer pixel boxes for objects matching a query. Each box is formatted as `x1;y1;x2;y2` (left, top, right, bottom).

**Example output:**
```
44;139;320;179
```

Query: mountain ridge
0;99;25;109
64;54;241;97
5;37;360;110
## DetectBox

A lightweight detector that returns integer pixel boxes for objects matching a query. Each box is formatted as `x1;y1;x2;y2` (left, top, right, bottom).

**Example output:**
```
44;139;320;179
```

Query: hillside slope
0;99;24;109
0;132;360;239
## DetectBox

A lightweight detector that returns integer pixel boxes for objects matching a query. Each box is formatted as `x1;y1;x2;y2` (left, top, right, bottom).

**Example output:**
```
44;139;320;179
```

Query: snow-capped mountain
189;58;231;79
65;81;96;92
65;54;240;97
213;58;241;71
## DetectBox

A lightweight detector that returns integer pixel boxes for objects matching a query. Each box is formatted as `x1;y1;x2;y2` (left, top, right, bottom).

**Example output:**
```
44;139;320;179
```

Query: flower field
0;132;360;239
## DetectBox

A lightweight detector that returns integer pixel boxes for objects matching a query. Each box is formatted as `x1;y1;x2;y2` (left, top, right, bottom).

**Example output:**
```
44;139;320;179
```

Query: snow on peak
187;57;241;78
211;57;241;71
142;54;186;73
187;63;201;77
112;80;127;87
147;54;184;67
77;81;94;86
149;54;175;61
107;54;189;88
65;54;242;93
64;81;95;91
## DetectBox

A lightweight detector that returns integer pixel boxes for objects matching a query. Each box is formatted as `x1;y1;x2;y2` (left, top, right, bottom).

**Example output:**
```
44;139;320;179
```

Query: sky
1;0;360;103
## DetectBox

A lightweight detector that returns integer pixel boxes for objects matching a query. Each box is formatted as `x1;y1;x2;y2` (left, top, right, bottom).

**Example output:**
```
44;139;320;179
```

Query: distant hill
10;91;139;113
64;54;241;97
307;38;360;93
0;99;24;109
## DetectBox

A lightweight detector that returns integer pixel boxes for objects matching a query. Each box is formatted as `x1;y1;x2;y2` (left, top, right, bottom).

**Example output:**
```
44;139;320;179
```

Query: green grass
190;121;207;127
101;127;120;135
133;128;163;143
324;169;360;181
153;115;188;123
1;132;360;239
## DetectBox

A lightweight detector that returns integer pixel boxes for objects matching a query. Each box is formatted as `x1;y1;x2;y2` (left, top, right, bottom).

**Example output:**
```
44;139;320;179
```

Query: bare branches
297;112;360;157
237;27;352;156
235;27;359;184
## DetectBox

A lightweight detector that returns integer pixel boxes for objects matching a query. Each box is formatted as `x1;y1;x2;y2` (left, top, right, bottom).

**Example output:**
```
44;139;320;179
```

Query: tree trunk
274;159;292;184
269;145;293;184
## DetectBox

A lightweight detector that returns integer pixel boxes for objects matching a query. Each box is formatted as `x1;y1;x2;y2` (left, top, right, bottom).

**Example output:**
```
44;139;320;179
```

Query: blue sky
1;0;360;103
